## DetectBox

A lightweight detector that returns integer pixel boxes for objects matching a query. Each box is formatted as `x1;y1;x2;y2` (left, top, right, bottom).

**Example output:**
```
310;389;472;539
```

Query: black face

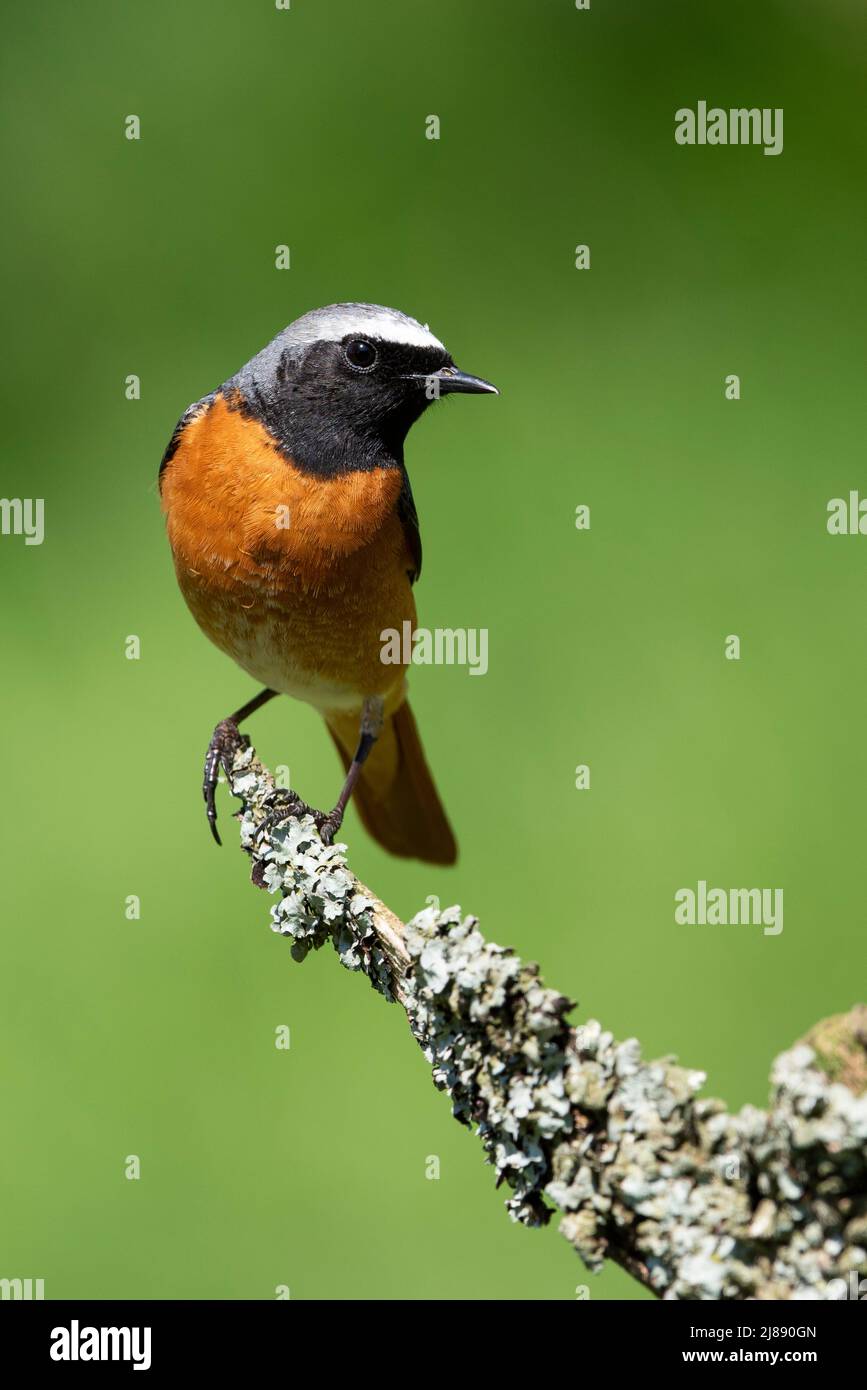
320;334;453;428
225;305;497;480
228;333;455;478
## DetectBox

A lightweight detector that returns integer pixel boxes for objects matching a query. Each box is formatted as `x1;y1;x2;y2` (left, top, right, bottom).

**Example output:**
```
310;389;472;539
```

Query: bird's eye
344;338;377;370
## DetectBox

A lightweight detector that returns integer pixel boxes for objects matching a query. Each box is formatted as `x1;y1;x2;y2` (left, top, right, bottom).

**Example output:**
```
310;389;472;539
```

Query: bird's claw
315;812;344;846
252;788;306;844
203;718;250;846
253;788;344;847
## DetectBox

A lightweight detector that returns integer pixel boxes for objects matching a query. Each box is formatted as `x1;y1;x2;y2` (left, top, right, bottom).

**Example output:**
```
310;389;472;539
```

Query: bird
159;302;497;864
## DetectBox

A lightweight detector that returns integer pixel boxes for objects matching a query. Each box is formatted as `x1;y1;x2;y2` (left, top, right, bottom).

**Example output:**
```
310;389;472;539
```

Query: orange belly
161;393;415;712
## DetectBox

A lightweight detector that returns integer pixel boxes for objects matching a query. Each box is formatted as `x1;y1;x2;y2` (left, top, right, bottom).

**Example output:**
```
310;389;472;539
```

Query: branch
226;744;867;1300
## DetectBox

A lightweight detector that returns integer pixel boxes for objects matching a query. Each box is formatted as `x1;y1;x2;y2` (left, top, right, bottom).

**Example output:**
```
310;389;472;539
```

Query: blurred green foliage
1;0;864;1299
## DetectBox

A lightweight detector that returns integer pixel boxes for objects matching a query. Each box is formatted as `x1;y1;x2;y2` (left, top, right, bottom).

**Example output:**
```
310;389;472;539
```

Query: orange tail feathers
325;701;457;865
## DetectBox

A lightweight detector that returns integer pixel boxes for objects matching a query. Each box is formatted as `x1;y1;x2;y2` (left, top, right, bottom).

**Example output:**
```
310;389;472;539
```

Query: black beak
408;365;498;396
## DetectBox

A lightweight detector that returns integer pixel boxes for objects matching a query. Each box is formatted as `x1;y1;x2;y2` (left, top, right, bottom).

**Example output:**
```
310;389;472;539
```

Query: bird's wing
397;468;422;584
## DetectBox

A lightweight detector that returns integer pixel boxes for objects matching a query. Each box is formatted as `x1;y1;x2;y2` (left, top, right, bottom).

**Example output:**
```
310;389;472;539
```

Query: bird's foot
203;718;250;846
253;788;345;847
315;810;345;846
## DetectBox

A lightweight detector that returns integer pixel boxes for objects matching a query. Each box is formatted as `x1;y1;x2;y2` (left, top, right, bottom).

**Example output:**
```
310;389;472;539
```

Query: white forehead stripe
283;302;445;352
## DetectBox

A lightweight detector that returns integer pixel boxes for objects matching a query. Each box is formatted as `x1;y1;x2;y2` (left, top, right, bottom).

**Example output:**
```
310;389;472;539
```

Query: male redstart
159;303;497;864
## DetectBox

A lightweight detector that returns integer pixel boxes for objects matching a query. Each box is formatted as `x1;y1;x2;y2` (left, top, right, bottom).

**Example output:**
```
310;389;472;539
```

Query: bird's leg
254;696;384;847
317;696;384;844
204;688;277;845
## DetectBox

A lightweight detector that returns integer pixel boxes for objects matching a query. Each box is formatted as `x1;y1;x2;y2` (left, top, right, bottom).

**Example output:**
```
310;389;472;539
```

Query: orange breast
160;393;416;709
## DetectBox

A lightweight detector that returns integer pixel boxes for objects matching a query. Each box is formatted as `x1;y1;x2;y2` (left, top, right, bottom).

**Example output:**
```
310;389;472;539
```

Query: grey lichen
550;1020;867;1299
402;905;574;1226
228;744;867;1300
233;748;395;997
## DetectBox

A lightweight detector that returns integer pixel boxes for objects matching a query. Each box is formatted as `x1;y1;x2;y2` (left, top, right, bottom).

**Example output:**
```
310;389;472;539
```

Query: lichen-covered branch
227;744;867;1300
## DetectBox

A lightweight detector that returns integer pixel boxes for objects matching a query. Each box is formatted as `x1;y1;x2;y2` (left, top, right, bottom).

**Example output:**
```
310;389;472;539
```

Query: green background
1;0;865;1301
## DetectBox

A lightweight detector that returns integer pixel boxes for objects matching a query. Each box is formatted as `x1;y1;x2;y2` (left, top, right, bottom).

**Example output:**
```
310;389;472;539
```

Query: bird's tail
324;701;457;865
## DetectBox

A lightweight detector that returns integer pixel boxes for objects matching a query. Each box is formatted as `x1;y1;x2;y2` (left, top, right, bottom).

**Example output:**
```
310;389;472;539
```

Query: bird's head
227;302;497;476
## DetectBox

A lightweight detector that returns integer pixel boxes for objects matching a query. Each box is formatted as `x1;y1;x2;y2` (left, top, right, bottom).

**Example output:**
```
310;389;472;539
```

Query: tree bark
225;743;867;1301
